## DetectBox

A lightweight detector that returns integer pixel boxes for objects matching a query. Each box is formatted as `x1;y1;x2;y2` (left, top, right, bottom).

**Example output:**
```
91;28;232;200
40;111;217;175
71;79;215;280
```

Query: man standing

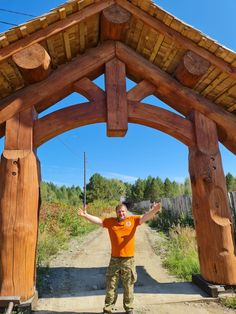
78;202;161;314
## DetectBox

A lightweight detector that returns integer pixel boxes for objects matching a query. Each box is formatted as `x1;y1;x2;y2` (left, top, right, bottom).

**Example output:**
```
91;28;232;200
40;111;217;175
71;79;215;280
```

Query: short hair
115;203;127;212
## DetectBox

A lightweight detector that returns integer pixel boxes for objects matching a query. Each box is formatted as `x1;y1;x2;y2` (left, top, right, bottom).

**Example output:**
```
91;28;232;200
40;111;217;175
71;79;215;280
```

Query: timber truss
0;0;236;304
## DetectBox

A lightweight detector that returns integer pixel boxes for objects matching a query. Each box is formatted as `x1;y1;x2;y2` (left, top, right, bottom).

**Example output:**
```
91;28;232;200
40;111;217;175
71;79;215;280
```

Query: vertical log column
0;107;40;301
189;111;236;284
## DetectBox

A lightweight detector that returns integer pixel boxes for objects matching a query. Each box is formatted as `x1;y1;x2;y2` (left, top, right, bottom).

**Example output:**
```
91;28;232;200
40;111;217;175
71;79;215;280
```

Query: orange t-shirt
103;216;140;257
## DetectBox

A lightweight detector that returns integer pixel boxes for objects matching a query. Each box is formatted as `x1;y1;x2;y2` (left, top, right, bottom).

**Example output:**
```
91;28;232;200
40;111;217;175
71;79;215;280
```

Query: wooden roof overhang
0;0;236;153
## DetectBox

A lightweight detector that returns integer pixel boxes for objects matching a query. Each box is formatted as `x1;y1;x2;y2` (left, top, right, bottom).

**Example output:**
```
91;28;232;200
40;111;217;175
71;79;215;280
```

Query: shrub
156;225;199;281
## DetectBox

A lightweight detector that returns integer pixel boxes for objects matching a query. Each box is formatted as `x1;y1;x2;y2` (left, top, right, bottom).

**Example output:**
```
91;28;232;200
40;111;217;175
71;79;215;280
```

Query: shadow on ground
37;265;206;299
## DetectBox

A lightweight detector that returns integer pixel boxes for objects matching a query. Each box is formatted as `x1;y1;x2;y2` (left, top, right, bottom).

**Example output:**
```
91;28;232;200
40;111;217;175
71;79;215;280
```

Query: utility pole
83;152;86;209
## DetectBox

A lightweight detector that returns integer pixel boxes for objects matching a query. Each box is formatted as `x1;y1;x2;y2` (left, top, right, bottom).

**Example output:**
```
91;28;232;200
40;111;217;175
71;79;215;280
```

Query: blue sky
0;0;235;188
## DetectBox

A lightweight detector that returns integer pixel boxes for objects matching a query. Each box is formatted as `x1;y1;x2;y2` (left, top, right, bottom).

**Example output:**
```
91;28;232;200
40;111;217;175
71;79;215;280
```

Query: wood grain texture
101;4;131;41
12;43;51;83
174;51;210;88
189;111;236;284
117;0;236;80
105;58;128;137
0;41;115;124
0;105;40;301
128;100;195;147
33;99;195;148
0;0;115;62
33;101;106;147
116;41;236;154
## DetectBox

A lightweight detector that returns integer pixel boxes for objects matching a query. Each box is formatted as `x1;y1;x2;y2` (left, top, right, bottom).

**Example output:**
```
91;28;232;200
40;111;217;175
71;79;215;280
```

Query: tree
86;173;108;202
131;178;145;202
226;172;236;192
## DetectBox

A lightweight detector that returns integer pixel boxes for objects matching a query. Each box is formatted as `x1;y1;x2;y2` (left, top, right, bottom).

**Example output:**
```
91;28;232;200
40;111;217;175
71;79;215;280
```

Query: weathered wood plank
0;0;115;62
117;0;236;80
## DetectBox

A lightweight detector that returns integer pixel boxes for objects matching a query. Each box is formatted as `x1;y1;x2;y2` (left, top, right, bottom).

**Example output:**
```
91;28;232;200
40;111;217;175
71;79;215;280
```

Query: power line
0;20;17;26
0;8;36;17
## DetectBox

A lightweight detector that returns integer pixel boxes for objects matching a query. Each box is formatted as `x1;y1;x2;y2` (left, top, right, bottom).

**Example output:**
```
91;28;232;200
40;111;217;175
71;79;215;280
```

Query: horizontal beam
117;0;236;80
0;0;115;63
0;41;115;124
116;42;236;154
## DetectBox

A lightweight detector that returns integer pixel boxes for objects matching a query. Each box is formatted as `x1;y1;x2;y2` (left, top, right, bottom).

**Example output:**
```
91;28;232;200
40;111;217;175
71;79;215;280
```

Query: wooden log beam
189;111;236;284
127;80;156;101
33;101;106;147
12;43;51;84
0;41;115;124
33;99;194;148
174;51;210;88
73;77;105;102
0;0;115;63
115;42;236;154
128;101;195;147
116;0;236;80
105;58;128;137
101;4;131;41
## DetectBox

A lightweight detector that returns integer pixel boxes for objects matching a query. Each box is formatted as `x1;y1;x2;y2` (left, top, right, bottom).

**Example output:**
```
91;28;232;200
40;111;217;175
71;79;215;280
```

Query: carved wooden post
189;110;236;284
0;107;40;301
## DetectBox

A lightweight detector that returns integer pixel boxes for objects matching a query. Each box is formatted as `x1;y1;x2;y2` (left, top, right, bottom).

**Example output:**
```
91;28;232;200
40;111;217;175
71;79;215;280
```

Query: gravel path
33;223;235;314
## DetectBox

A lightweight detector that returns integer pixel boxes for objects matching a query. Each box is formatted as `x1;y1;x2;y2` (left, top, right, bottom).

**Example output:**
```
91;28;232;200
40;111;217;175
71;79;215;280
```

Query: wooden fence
133;191;236;233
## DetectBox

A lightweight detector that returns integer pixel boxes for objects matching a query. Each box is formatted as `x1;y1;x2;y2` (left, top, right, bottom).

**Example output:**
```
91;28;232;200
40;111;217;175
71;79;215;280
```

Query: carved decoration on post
174;50;210;88
12;43;51;84
101;4;131;41
0;107;40;301
189;110;236;284
105;58;128;137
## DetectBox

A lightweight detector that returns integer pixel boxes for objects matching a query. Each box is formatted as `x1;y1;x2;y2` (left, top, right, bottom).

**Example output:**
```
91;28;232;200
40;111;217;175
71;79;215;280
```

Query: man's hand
150;202;162;214
140;201;162;224
78;208;87;217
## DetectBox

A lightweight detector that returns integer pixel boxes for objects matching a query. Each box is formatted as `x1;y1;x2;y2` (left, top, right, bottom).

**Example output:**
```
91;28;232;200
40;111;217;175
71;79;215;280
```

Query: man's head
116;203;128;221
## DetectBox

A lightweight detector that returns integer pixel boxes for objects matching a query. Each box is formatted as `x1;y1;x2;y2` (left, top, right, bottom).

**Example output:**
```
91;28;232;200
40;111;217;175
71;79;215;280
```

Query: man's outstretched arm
139;202;161;224
78;208;103;226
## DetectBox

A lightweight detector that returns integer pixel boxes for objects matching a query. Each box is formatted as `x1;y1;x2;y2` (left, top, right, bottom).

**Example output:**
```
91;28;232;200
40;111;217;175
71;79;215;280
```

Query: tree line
41;172;236;205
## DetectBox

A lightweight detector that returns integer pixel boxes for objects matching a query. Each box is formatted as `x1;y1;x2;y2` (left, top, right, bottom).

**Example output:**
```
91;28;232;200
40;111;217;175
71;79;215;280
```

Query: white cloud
101;171;138;182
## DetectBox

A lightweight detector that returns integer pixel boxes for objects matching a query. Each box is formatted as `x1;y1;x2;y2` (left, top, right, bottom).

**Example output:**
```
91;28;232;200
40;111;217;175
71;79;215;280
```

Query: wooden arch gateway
0;0;236;303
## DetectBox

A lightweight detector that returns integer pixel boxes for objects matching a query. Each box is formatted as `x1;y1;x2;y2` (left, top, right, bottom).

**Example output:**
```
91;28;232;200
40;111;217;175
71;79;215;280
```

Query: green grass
37;200;116;267
155;225;200;281
220;296;236;309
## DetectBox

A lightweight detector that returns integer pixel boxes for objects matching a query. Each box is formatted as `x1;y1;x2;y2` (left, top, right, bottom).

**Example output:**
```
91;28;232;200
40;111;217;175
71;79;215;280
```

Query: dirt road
33;222;234;313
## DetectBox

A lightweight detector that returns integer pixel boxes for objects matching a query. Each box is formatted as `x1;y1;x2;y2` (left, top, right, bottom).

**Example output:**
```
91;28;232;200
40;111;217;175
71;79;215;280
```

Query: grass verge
154;225;200;281
220;296;236;309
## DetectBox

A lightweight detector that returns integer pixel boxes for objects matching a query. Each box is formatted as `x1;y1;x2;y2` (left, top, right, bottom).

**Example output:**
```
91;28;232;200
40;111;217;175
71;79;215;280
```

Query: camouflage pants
103;256;137;313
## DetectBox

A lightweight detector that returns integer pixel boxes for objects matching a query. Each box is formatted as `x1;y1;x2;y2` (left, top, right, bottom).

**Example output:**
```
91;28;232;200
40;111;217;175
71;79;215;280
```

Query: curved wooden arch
33;100;195;148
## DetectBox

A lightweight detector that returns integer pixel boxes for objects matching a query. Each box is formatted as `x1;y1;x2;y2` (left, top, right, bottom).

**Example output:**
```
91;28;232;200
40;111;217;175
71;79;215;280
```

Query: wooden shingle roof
0;0;235;115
